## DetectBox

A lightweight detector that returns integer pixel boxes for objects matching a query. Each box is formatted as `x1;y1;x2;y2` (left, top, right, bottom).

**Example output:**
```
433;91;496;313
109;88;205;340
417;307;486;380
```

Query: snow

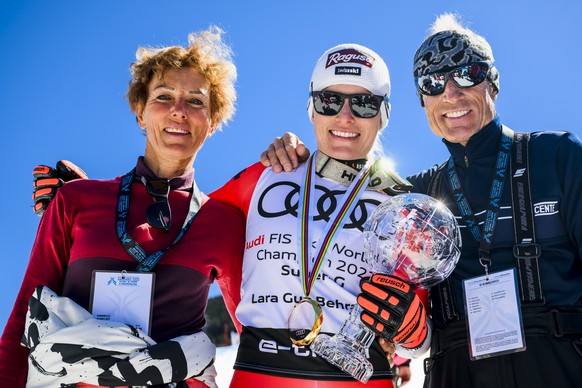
214;345;238;388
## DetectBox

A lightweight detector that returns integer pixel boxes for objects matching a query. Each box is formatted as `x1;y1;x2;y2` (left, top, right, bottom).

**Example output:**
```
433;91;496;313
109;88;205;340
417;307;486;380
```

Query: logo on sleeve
533;201;558;216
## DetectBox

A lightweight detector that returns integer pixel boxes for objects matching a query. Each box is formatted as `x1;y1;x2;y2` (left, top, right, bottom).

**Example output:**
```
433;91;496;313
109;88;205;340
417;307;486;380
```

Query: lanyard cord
446;127;513;275
116;169;202;272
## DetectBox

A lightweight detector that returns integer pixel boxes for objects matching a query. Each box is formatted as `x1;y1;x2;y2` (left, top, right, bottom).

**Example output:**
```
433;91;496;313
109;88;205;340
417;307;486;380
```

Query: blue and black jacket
408;116;582;328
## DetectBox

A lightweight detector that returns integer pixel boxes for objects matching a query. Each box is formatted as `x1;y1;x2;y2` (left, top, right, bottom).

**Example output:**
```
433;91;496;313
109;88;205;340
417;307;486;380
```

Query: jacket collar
443;116;503;165
135;156;194;191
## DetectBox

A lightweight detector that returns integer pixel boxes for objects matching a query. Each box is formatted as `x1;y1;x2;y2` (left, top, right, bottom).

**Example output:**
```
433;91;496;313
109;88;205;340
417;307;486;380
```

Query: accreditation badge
288;297;324;346
90;270;155;335
462;268;526;360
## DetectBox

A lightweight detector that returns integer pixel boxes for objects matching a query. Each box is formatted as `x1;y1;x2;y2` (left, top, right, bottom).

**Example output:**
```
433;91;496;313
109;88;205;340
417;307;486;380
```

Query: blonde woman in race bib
212;43;431;388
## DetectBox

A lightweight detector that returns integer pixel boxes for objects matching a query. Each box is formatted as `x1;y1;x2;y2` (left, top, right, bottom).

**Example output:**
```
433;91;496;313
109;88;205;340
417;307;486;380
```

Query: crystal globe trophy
311;193;461;383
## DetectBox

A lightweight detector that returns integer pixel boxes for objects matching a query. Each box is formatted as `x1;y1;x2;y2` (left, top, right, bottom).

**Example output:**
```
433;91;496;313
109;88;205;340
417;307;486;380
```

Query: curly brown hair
126;26;237;130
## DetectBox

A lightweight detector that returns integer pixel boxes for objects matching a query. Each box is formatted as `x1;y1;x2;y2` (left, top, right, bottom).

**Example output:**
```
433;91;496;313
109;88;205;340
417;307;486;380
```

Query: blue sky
1;0;580;329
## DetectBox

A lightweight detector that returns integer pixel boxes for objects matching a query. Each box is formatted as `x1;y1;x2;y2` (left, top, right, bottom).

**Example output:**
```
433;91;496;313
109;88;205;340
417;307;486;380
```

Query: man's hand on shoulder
32;160;88;216
260;132;310;173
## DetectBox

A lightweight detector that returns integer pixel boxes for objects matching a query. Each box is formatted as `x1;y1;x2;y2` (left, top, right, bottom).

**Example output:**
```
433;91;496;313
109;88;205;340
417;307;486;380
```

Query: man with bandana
261;13;582;388
396;13;582;387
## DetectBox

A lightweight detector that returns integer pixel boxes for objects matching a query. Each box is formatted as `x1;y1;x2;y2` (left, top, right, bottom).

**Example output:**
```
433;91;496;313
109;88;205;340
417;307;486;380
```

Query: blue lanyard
116;169;202;272
446;127;513;274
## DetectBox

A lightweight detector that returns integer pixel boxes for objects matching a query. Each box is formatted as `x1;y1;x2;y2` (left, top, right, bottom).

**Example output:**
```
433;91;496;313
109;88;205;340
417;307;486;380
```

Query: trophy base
312;333;374;383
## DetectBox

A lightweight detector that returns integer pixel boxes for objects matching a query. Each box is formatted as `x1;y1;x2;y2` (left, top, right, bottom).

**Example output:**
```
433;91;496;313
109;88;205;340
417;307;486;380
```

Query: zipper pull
464;155;469;167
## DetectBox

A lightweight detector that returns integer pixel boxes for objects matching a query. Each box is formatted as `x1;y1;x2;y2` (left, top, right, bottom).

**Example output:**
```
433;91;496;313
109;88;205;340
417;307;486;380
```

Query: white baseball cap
307;43;391;128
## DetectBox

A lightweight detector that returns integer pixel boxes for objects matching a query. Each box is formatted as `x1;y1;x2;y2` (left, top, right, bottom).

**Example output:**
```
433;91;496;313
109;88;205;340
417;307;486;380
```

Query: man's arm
31;132;309;216
260;132;311;172
32;160;87;215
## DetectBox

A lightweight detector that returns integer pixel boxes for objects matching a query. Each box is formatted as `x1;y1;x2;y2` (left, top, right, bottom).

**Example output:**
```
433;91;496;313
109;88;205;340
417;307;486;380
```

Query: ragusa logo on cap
325;48;374;69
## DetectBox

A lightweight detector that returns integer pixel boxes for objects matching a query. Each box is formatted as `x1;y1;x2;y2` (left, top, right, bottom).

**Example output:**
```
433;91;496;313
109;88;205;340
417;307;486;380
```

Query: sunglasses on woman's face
144;178;171;231
311;90;387;118
415;62;492;96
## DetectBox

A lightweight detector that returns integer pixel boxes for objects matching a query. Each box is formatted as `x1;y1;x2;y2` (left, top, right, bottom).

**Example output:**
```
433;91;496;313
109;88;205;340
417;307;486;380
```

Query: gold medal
289;153;372;346
288;297;323;346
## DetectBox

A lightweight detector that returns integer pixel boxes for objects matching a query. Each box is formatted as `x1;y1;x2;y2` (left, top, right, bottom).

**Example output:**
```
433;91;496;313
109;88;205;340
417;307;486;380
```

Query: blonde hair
126;26;237;130
370;133;385;160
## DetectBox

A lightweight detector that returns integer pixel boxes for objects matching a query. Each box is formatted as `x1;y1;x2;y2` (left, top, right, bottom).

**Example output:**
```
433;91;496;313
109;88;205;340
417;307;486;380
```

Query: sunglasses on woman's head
415;62;492;96
144;178;171;231
311;90;388;118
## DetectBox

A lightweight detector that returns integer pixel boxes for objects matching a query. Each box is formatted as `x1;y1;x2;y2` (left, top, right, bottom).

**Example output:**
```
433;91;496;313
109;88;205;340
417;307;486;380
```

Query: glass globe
363;193;461;289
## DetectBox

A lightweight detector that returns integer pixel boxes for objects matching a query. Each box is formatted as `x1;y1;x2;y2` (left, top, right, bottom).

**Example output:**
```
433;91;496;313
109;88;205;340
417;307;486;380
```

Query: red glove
32;160;88;216
358;274;428;349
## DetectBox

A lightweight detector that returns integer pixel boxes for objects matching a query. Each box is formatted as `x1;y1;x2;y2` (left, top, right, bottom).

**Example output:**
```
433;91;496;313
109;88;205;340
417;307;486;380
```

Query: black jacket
408;116;582;327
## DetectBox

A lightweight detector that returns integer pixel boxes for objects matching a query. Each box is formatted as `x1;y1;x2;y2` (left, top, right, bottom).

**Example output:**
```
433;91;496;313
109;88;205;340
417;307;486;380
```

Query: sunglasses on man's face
144;178;171;231
415;62;492;96
311;90;387;119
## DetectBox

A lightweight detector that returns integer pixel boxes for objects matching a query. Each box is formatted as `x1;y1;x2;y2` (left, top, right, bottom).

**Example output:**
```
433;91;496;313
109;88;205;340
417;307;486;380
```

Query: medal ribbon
298;151;376;296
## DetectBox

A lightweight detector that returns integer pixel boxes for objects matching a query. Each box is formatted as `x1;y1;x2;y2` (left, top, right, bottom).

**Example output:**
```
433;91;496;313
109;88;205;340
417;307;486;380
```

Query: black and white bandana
22;286;217;388
413;30;500;92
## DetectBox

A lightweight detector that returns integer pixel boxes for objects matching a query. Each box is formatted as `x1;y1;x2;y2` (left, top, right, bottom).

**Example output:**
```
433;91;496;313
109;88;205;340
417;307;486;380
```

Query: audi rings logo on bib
257;181;381;231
